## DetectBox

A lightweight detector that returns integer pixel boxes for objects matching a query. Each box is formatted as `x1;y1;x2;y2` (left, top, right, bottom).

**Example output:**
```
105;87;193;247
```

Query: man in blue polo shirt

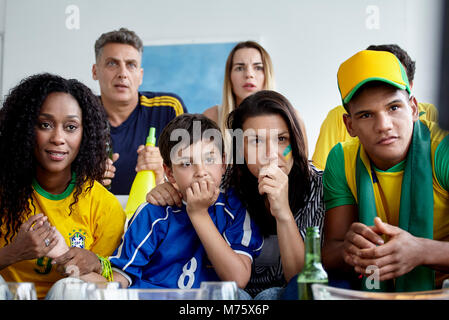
92;28;187;195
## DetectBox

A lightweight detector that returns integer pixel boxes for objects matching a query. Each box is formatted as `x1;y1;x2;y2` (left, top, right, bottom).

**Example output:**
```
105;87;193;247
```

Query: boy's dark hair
366;44;416;82
159;113;224;168
0;73;109;243
94;27;143;60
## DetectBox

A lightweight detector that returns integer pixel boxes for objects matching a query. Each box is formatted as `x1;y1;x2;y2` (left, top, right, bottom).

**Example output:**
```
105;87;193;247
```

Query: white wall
1;0;444;156
0;0;6;95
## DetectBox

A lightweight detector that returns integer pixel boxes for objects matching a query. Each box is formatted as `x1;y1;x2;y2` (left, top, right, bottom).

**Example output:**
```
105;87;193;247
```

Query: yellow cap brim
337;50;410;104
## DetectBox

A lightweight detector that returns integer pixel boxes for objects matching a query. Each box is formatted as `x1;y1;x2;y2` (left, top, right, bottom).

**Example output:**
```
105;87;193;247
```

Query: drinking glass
130;288;202;300
200;281;238;300
51;279;121;300
0;282;37;300
85;282;124;300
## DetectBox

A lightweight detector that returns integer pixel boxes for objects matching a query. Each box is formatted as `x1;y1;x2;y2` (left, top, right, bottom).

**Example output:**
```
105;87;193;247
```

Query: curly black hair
0;73;109;243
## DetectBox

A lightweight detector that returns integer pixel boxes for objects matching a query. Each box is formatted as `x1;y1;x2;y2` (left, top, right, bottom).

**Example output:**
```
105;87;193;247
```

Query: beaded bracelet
96;254;113;282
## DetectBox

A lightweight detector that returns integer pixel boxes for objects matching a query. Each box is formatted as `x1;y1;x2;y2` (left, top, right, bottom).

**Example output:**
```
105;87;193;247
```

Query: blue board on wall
140;42;237;114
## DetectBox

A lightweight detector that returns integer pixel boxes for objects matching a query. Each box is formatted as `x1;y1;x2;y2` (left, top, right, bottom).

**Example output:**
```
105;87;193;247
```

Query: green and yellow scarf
356;120;435;292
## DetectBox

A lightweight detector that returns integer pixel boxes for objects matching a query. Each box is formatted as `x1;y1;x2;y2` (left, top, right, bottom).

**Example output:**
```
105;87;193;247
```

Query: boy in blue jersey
108;114;263;289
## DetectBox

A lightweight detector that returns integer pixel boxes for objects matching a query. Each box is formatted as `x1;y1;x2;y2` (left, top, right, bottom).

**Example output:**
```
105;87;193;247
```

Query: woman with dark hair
0;73;125;299
225;90;324;299
147;90;324;299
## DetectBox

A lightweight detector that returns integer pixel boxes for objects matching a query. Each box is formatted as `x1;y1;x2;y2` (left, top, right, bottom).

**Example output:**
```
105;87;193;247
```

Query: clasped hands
12;214;100;277
343;217;425;281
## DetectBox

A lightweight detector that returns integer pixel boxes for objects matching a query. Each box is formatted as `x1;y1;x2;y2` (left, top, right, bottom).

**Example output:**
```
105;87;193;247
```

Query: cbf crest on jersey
69;229;87;248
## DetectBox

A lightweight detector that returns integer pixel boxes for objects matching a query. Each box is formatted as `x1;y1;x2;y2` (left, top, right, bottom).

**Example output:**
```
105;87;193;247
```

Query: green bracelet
96;254;113;282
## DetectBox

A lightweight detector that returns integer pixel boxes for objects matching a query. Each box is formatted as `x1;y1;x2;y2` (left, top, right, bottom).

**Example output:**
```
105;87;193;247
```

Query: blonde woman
203;41;309;157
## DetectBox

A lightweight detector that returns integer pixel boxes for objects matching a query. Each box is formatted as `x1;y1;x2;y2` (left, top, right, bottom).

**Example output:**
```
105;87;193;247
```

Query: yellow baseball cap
337;50;411;105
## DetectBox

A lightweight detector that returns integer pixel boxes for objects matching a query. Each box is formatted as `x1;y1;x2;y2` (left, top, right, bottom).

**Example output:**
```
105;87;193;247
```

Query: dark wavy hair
226;90;310;236
0;73;109;243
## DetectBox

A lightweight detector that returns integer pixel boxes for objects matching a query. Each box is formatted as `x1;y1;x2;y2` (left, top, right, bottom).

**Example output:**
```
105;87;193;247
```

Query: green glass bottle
297;226;328;300
104;121;113;191
105;139;113;191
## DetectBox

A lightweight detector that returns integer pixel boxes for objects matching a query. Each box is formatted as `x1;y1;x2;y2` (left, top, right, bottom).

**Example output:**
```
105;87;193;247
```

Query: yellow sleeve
312;105;353;170
418;102;438;122
89;182;126;257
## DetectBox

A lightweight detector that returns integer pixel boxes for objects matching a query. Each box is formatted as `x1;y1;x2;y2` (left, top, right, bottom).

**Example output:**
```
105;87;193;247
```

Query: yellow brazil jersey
0;180;126;299
312;103;438;170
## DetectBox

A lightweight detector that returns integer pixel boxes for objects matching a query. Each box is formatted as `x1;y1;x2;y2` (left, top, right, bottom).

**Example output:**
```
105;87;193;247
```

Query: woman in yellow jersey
203;41;309;158
0;73;125;299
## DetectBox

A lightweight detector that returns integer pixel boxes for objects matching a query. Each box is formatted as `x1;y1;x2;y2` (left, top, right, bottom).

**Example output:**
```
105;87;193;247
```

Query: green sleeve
323;143;356;210
434;135;449;191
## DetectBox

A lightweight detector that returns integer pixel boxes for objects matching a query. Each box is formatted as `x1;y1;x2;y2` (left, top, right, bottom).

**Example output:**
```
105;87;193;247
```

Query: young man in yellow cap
321;49;449;292
312;44;438;171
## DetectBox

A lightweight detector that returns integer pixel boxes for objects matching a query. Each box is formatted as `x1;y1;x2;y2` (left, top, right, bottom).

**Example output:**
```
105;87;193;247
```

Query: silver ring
44;238;50;247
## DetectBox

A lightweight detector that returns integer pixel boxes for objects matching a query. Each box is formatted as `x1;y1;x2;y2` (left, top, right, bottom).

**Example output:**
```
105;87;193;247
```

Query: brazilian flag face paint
283;144;292;161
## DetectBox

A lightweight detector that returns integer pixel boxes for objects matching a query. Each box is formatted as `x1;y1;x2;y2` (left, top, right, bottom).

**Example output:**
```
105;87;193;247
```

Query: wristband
96;254;113;282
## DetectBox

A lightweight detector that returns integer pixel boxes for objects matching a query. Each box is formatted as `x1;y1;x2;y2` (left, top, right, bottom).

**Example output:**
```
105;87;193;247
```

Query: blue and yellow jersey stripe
140;95;184;117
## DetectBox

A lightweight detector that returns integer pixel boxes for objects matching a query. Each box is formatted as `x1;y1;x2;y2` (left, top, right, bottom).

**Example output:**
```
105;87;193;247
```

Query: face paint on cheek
283;144;292;161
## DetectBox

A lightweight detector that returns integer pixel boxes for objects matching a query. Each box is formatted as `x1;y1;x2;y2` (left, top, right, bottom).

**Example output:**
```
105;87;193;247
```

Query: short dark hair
159;114;223;168
366;44;416;82
94;27;143;60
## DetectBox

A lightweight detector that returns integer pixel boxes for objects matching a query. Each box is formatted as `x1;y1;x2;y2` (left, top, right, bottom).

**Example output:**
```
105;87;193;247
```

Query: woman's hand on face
10;214;59;262
146;182;183;207
258;162;291;220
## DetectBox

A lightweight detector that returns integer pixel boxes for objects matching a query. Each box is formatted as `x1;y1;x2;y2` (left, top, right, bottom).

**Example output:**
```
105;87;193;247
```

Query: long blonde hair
218;41;275;135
